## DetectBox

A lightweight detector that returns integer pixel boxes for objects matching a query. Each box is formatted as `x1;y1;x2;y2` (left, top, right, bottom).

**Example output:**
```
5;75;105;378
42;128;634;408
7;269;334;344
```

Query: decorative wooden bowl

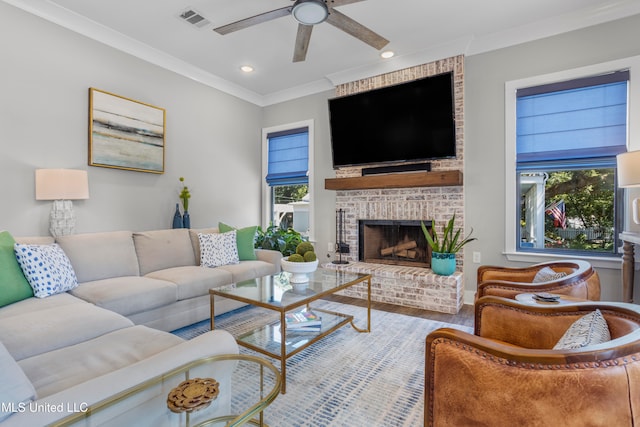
167;377;220;413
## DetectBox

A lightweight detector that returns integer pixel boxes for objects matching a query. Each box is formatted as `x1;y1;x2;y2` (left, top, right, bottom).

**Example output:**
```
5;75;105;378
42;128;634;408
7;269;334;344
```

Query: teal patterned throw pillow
13;243;78;298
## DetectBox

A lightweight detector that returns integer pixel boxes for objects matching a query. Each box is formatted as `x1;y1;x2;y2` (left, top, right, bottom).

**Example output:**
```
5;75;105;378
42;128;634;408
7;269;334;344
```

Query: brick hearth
323;262;464;314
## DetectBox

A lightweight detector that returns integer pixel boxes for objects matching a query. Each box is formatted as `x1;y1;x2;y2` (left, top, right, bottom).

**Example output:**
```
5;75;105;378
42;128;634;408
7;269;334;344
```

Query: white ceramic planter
280;258;319;283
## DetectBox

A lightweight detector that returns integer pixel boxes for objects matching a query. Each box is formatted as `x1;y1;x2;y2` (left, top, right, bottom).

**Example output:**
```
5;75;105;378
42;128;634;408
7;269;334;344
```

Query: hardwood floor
323;294;475;328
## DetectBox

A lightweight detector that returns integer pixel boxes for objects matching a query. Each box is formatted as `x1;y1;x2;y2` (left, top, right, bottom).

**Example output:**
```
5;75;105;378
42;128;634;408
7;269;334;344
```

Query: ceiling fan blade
293;24;313;63
214;7;291;35
326;9;389;50
329;0;367;7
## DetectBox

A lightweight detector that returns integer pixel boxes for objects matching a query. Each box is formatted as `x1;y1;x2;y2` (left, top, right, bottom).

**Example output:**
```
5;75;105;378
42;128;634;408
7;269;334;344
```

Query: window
515;71;628;256
262;121;314;237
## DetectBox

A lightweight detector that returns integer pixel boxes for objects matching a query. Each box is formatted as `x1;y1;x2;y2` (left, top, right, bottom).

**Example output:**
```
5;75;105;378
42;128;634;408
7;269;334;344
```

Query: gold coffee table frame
210;269;372;393
53;354;281;427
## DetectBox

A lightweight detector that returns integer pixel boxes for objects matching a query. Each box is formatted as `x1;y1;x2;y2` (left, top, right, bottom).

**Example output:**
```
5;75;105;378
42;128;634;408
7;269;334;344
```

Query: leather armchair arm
477;264;540;282
425;326;638;427
476;260;600;301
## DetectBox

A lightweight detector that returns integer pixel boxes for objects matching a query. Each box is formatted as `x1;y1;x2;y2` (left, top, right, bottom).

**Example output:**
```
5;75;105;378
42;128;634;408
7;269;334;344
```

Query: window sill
503;251;627;270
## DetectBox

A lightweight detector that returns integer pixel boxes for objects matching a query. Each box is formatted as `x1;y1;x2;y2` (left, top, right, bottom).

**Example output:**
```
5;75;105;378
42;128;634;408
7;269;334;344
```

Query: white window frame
261;119;315;241
505;55;640;269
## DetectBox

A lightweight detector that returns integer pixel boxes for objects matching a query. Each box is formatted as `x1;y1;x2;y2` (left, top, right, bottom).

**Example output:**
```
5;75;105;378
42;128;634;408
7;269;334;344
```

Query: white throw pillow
0;340;36;421
198;231;240;268
532;266;568;283
13;243;78;298
553;309;611;350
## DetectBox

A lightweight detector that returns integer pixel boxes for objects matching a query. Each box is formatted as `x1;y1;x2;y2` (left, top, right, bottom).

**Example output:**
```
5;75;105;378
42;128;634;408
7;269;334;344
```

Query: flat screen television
328;72;456;169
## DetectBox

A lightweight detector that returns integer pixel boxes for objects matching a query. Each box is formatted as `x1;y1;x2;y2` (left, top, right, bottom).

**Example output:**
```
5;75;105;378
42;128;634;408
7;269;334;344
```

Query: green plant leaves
421;213;476;254
254;223;307;256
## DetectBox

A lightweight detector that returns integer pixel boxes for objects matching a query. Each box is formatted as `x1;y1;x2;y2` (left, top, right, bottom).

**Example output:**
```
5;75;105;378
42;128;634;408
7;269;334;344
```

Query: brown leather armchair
476;259;600;301
425;296;640;426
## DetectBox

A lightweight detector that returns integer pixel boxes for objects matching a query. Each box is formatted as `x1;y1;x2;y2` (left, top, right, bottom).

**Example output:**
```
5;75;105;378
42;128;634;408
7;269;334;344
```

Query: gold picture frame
89;88;165;173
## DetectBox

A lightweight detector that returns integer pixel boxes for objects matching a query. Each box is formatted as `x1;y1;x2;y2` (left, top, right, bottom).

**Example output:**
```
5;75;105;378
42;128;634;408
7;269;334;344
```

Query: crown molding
3;0;264;105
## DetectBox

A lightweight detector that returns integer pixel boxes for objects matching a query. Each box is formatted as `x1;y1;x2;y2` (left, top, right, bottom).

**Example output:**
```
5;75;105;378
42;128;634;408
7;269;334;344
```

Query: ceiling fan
213;0;389;62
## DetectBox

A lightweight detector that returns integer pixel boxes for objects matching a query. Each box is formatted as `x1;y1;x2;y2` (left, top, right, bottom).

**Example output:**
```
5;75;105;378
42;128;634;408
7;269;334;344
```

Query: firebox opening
358;220;433;268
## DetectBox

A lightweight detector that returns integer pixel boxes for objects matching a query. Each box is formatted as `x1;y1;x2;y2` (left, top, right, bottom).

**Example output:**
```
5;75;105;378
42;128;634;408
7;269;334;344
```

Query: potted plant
254;223;306;256
421;213;476;276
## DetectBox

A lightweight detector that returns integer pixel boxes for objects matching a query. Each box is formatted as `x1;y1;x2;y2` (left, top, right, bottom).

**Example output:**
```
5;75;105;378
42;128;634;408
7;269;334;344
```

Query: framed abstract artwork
89;88;166;173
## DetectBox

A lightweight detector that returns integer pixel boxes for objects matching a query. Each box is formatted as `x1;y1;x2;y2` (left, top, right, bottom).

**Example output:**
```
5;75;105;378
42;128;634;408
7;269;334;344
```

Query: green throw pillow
0;231;34;307
218;223;257;261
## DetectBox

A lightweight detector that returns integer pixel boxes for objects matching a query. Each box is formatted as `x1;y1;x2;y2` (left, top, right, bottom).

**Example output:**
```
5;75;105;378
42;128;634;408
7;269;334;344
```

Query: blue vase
183;211;190;229
172;204;183;229
431;252;456;275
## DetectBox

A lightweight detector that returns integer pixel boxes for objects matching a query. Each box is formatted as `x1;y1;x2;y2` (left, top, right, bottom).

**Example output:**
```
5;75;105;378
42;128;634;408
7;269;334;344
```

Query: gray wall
0;2;263;237
465;13;640;301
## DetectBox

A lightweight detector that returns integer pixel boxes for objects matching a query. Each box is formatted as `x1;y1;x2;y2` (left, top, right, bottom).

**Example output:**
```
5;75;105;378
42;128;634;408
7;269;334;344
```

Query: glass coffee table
53;354;281;427
209;269;372;393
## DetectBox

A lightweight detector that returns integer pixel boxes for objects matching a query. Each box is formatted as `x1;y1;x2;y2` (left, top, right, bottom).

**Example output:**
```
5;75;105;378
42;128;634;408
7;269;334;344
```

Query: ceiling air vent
177;8;211;29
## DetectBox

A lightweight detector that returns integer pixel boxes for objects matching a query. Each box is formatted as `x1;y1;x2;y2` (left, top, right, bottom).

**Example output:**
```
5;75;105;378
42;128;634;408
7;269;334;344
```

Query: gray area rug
172;301;472;426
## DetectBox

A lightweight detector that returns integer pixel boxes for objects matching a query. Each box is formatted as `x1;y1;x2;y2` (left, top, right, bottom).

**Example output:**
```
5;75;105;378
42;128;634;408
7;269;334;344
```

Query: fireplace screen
358;220;432;268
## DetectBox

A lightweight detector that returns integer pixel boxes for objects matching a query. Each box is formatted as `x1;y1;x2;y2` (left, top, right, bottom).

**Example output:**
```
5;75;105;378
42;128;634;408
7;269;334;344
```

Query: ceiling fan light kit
292;0;329;25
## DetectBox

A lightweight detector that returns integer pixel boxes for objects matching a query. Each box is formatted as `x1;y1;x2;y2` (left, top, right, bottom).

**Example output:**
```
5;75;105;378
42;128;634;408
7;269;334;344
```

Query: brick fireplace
323;54;466;314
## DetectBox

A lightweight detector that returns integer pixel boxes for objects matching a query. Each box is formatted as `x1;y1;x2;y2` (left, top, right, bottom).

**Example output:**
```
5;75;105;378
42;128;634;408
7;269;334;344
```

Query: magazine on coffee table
285;310;322;330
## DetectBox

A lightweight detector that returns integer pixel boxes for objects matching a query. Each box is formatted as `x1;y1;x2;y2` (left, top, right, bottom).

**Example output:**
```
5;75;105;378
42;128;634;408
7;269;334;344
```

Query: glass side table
52;354;281;427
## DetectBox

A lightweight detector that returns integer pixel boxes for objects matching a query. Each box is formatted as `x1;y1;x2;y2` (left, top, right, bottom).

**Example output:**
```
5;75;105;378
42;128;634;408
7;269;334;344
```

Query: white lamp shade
617;151;640;187
35;169;89;200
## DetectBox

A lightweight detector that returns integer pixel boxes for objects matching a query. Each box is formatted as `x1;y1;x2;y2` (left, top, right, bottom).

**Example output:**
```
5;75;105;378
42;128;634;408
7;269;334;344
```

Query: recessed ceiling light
240;65;254;73
380;51;395;59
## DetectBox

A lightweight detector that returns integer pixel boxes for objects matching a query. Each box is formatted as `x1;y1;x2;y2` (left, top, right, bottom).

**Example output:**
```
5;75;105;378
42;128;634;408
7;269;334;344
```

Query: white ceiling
6;0;640;105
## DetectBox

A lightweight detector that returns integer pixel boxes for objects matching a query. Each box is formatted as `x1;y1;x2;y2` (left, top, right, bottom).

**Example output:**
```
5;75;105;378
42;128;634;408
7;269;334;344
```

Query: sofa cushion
218;260;278;283
0;340;36;421
70;276;177;317
0;293;85;320
0;231;33;307
14;243;78;298
199;231;239;268
18;325;184;399
218;222;258;261
0;302;133;361
146;266;233;300
133;229;196;276
553;309;611;350
56;231;140;282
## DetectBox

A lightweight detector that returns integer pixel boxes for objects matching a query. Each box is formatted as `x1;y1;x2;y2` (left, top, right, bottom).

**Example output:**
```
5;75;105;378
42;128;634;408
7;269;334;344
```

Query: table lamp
35;169;89;237
617;151;640;224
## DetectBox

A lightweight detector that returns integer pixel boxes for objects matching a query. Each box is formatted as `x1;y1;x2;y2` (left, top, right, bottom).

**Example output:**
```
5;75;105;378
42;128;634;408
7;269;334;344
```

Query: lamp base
49;200;76;237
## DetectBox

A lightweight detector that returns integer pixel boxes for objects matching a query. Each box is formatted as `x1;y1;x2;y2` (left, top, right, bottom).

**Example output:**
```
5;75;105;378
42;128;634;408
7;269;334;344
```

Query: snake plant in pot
421;213;476;276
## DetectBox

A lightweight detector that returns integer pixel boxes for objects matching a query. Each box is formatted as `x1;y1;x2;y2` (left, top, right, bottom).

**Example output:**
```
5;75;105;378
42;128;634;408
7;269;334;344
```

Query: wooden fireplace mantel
324;170;463;191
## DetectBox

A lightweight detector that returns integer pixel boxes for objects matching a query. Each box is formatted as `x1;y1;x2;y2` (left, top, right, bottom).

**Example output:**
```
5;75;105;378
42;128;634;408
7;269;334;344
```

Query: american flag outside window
545;200;566;229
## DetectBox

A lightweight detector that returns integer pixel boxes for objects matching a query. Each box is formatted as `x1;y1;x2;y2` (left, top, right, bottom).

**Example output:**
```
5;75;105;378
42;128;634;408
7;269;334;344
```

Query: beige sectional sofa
53;227;281;331
0;227;282;425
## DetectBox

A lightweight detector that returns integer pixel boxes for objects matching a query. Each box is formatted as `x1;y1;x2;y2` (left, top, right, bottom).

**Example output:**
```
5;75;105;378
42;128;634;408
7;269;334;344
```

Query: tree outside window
519;168;616;253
